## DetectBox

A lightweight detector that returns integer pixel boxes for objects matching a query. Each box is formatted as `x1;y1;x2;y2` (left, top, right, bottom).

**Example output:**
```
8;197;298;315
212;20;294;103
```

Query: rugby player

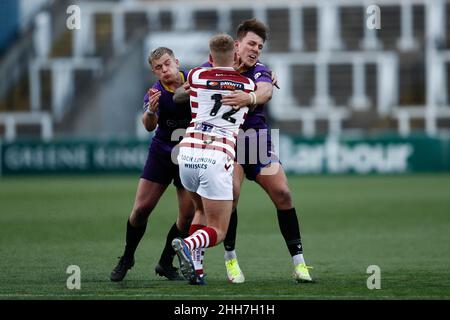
222;19;313;283
175;19;313;283
110;47;194;282
171;33;255;285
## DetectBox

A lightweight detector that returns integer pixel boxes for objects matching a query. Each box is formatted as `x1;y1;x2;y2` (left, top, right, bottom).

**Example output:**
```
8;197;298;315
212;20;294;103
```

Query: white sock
293;254;305;266
192;248;205;275
224;250;237;260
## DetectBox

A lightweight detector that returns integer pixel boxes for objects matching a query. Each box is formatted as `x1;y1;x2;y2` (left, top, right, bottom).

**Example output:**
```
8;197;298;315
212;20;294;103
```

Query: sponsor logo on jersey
185;163;208;169
166;120;177;127
214;127;232;138
195;122;214;133
166;119;190;128
262;71;272;78
208;81;220;87
207;80;244;91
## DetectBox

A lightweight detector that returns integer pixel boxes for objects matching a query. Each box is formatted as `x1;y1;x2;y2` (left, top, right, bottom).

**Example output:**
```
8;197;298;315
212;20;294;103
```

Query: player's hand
182;82;191;97
173;84;190;104
271;71;280;89
148;88;161;114
221;90;251;109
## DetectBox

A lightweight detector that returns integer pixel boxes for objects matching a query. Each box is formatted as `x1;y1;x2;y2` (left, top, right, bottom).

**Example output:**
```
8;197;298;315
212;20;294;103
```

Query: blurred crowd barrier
1;0;450;166
1;133;449;175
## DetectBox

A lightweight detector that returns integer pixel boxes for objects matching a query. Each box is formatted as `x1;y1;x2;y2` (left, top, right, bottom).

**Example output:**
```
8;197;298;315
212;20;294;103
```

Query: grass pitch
0;174;449;300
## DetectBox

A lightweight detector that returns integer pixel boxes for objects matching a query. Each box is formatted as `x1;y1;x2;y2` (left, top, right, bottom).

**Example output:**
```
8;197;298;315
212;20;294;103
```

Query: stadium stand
1;0;450;140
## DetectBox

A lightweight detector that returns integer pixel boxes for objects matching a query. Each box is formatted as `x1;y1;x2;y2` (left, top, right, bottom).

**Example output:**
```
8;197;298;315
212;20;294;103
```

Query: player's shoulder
249;62;272;82
200;61;212;68
188;66;205;82
191;66;206;74
253;61;271;74
231;70;256;90
255;61;268;68
151;81;163;92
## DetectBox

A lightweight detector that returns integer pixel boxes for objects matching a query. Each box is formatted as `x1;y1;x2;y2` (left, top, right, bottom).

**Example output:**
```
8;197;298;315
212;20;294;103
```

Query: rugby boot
110;256;135;282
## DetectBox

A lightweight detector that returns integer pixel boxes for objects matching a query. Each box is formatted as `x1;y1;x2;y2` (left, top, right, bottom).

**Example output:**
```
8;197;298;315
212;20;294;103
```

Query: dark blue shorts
236;129;280;181
141;140;183;189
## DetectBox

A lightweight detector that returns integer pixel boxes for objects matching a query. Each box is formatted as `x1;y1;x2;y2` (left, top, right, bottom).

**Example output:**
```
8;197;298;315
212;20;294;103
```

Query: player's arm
272;71;280;89
174;67;198;104
142;111;158;132
173;81;191;104
253;81;273;106
142;90;161;132
221;81;273;111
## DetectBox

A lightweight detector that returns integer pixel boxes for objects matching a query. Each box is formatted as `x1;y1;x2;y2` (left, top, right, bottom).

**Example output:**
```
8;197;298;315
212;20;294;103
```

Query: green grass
1;174;449;299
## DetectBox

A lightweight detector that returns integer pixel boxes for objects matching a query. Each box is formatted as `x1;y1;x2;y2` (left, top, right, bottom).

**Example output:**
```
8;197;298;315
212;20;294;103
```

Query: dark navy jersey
143;71;191;149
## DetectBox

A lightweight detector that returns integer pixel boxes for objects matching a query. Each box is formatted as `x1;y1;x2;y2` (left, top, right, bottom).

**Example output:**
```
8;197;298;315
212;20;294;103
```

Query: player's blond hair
209;34;235;67
148;47;175;66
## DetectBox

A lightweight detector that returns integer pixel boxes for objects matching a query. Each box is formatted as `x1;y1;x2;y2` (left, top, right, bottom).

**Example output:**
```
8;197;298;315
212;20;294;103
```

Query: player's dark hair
236;18;268;42
148;47;175;65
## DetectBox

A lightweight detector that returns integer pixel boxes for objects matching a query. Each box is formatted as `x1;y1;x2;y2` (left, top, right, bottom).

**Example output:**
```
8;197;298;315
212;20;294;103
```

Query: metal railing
2;0;450;140
0;112;53;141
68;0;447;136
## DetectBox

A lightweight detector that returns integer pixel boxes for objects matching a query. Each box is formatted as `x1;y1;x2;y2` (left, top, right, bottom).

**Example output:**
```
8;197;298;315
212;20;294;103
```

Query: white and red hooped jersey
180;67;256;159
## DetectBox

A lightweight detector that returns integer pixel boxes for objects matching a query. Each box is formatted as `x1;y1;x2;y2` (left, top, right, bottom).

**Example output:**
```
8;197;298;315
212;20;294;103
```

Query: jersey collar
161;71;185;93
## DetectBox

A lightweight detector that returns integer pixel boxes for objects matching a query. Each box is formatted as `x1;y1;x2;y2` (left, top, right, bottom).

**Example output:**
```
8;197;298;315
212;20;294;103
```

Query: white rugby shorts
177;146;234;200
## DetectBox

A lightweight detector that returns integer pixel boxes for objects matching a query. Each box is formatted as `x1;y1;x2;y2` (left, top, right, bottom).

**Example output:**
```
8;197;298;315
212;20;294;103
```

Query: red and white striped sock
189;224;204;236
184;226;218;251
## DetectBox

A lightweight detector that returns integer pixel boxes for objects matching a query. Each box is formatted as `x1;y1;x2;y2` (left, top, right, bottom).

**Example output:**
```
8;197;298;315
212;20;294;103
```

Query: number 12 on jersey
210;94;238;124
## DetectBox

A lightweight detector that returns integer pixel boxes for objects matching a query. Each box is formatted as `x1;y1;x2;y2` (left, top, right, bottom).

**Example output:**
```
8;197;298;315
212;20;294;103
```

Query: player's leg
171;147;206;283
110;178;168;282
225;162;244;251
186;192;207;284
223;162;245;283
202;198;233;243
180;197;232;252
188;151;234;246
255;163;313;282
172;190;206;284
179;162;233;250
172;150;233;284
155;187;194;280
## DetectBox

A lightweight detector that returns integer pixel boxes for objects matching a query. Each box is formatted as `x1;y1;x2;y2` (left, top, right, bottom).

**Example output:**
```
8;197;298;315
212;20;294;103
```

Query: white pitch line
0;293;448;299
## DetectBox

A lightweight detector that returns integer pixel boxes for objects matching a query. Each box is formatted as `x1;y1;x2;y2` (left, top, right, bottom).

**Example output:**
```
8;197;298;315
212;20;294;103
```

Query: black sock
159;222;188;266
223;208;238;251
123;219;147;260
277;208;303;256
